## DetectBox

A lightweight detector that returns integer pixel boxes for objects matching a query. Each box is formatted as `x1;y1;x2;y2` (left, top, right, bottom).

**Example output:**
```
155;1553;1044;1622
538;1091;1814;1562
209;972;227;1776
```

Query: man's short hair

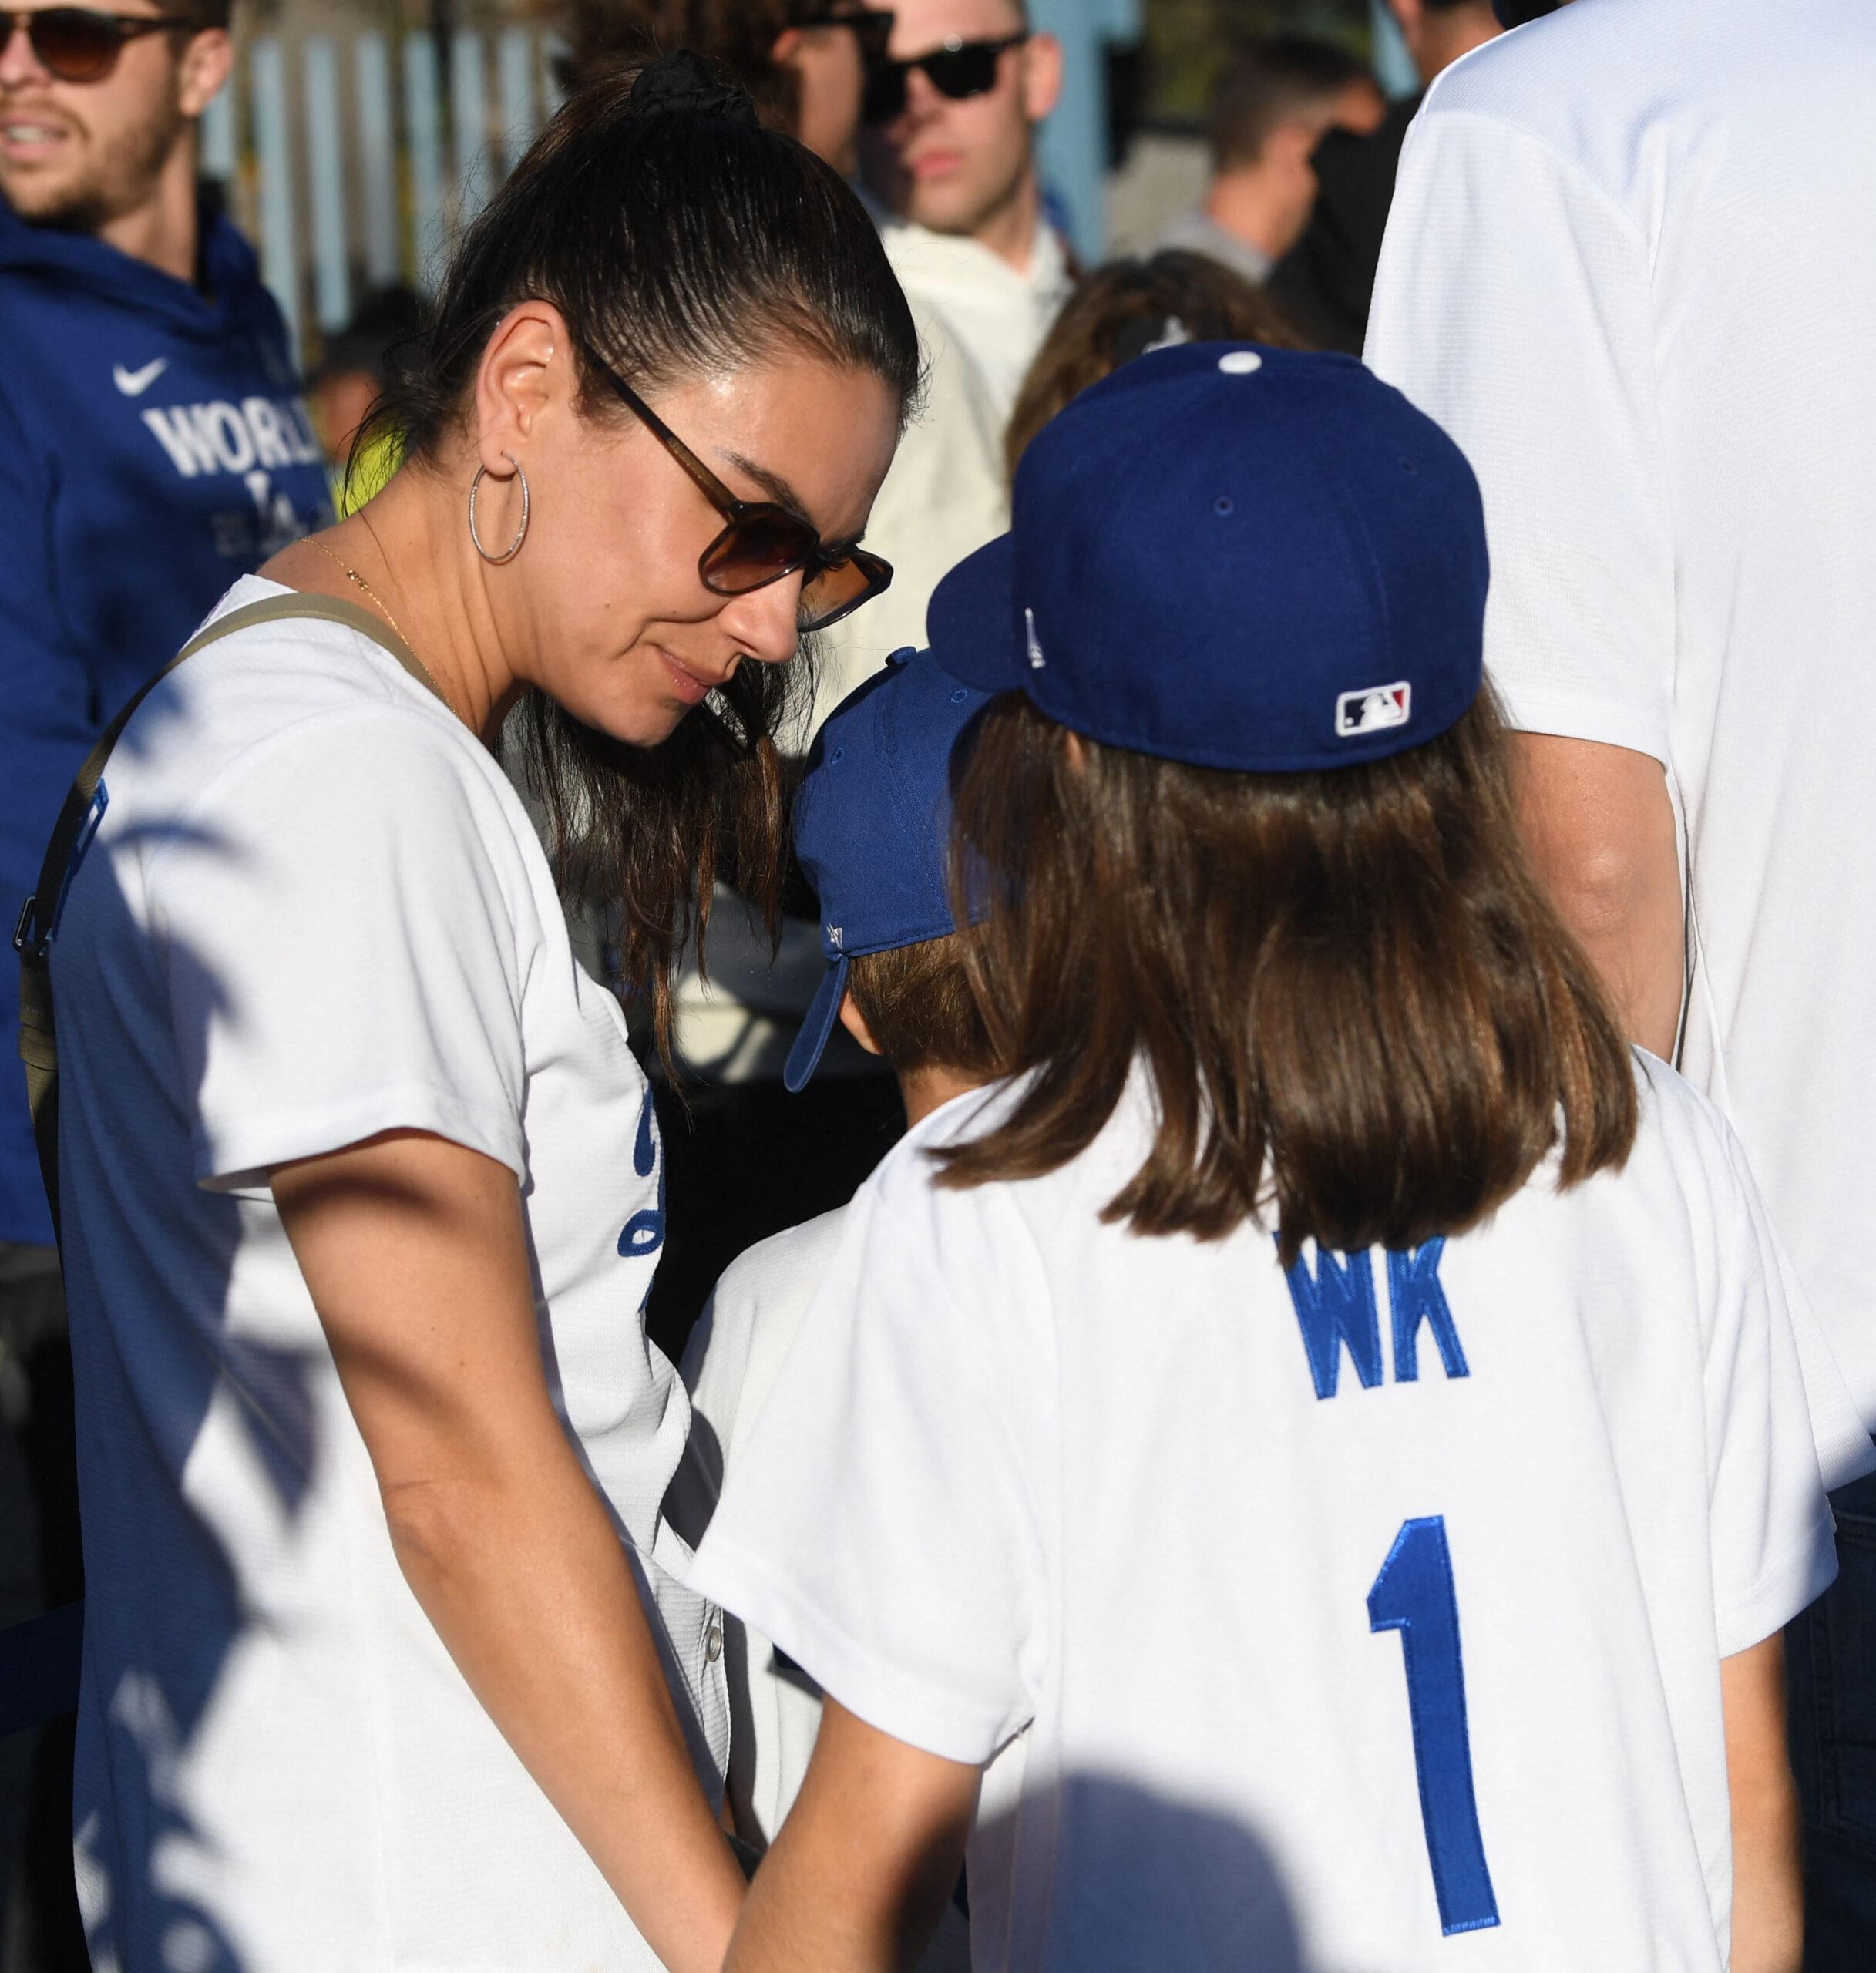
1209;36;1374;172
177;0;233;29
846;933;1000;1081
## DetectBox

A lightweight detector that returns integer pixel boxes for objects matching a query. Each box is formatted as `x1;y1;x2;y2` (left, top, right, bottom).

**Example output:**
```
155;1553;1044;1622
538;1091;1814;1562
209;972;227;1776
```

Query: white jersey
1363;0;1876;1427
683;1207;852;1842
53;577;725;1971
681;1205;974;1973
691;1057;1868;1972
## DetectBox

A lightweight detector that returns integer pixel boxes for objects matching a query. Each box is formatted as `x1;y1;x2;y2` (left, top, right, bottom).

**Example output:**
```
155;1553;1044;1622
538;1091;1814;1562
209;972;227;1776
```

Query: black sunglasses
793;5;894;65
584;348;892;636
1;7;192;82
863;30;1027;125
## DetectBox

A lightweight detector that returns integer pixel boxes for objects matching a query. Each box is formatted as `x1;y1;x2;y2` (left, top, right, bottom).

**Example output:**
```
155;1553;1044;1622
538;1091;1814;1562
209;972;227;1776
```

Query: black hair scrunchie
628;49;760;128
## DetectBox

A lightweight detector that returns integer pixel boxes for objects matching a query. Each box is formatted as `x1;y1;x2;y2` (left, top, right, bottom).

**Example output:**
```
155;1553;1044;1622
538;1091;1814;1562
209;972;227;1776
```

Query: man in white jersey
681;649;995;1968
692;345;1875;1971
1362;1;1876;1953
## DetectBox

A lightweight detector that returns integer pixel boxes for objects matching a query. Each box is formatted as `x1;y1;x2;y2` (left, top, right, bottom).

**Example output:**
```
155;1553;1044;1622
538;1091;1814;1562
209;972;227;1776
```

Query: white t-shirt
692;1056;1866;1971
1363;0;1876;1427
883;217;1073;425
52;577;727;1972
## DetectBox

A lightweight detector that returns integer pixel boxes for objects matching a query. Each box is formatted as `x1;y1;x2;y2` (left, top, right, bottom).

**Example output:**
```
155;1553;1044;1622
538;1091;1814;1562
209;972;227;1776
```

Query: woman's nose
717;572;805;667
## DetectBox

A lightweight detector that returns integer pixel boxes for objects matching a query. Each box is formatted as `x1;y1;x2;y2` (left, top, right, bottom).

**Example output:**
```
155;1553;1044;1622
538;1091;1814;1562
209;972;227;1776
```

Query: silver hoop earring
468;452;530;565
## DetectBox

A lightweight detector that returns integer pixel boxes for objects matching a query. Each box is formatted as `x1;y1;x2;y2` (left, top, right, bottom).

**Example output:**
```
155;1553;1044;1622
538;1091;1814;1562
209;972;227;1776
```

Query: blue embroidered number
1367;1515;1500;1937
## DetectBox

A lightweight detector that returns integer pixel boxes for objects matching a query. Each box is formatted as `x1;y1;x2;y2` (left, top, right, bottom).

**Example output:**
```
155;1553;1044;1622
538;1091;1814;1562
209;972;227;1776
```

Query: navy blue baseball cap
926;343;1488;771
785;649;993;1092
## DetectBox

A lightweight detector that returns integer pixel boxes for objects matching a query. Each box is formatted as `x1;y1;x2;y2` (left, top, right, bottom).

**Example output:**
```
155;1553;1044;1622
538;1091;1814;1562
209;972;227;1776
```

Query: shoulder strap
15;590;445;1248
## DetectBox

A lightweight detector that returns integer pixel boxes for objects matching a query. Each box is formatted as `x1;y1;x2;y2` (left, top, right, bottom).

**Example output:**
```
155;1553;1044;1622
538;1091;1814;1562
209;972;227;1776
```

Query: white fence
200;28;567;360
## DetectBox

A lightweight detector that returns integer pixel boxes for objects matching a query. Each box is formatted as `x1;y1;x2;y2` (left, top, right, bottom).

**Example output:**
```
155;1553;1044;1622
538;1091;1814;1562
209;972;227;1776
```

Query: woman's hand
725;1699;979;1972
273;1128;745;1973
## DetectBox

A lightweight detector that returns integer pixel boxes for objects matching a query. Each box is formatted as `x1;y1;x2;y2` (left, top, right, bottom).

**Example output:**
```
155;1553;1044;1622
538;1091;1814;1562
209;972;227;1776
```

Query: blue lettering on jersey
1387;1240;1469;1383
617;1089;666;1271
1284;1239;1471;1397
1281;1242;1383;1399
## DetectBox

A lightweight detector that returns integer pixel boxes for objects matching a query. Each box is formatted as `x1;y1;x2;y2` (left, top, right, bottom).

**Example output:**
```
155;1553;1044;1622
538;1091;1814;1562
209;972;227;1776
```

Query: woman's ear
472;302;573;477
836;991;883;1057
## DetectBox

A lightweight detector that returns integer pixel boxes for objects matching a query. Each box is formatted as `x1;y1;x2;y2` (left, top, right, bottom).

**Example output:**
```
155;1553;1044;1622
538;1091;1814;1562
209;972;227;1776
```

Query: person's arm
272;1128;745;1971
726;1699;979;1973
1514;732;1683;1059
1720;1632;1802;1973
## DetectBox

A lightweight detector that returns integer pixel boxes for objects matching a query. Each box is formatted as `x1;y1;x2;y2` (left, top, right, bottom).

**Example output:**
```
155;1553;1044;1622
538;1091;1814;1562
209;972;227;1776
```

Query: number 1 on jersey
1368;1515;1501;1936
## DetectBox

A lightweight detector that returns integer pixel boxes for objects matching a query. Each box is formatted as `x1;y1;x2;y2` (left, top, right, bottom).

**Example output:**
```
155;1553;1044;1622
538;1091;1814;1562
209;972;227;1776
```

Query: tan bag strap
15;592;442;1248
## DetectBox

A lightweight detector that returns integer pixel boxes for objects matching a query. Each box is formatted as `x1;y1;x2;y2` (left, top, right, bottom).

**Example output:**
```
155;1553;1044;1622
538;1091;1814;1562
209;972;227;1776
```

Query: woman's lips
659;650;719;706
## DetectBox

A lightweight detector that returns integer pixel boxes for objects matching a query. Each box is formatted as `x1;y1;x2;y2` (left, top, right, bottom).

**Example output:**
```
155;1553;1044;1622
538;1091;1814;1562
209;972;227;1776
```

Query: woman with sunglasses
42;53;916;1973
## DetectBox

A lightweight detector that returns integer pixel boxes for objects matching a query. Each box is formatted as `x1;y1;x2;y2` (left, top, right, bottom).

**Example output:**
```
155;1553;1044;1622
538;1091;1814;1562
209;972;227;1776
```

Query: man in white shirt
1155;36;1383;291
861;0;1071;420
1363;0;1876;1957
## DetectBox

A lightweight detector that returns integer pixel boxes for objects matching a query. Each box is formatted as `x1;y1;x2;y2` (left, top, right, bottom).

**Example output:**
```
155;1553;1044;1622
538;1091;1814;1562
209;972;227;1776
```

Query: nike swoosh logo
113;358;169;397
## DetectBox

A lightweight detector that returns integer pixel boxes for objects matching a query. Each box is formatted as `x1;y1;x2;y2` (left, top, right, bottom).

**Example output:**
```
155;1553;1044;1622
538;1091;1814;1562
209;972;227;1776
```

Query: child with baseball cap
692;345;1873;1971
679;650;996;1960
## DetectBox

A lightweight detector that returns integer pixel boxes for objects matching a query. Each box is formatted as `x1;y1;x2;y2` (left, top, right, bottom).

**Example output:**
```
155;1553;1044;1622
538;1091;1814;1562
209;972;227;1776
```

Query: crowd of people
1;0;1873;1970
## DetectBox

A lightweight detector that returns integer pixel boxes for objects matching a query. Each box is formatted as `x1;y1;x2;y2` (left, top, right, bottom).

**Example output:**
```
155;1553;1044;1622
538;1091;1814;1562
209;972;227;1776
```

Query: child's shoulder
711;1204;856;1321
684;1203;857;1471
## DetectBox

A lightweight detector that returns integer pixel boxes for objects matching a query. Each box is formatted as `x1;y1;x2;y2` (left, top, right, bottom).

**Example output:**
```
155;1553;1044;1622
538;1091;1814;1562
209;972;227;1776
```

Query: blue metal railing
197;29;566;358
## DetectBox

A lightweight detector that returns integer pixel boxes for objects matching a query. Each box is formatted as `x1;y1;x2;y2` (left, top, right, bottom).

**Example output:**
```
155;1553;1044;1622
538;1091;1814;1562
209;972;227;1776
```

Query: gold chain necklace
311;540;459;719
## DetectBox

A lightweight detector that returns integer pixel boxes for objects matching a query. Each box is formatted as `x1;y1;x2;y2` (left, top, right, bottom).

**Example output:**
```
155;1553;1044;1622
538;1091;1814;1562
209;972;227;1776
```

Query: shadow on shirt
970;1770;1344;1971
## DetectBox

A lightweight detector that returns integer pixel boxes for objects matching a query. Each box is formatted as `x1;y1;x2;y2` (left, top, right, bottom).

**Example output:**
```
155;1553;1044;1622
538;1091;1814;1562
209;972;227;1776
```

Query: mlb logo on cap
923;342;1489;775
1336;681;1412;738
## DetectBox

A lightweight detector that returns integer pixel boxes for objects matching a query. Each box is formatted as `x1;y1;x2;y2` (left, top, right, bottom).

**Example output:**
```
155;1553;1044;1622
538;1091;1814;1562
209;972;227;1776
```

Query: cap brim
783;953;850;1094
925;534;1024;694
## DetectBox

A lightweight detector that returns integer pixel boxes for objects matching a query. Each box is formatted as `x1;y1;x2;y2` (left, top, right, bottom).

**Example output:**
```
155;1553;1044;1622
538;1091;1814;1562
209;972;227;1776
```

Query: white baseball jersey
683;1207;852;1843
1363;0;1876;1429
682;1207;974;1973
691;1054;1869;1971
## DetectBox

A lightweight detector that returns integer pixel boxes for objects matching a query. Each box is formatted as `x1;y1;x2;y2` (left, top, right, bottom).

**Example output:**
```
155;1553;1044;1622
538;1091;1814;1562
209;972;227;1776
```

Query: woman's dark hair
1005;251;1310;482
940;687;1639;1262
361;58;920;1070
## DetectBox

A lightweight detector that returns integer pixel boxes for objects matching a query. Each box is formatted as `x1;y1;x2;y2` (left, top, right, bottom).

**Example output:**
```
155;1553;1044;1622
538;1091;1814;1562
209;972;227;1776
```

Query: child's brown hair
940;687;1638;1262
845;934;999;1081
1005;251;1310;482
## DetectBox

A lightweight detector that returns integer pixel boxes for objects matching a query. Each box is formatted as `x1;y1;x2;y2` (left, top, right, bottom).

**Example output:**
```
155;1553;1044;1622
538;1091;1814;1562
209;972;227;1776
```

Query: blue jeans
1787;1457;1876;1971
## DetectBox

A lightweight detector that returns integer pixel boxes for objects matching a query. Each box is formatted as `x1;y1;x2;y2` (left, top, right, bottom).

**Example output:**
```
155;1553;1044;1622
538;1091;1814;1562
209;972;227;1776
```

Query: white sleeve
150;708;532;1188
1699;1116;1841;1655
688;1172;1048;1767
1365;109;1676;765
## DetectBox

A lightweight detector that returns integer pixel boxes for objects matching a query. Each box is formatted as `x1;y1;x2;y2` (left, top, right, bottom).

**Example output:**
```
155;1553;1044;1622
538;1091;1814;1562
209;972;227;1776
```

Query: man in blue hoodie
0;1;328;1954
